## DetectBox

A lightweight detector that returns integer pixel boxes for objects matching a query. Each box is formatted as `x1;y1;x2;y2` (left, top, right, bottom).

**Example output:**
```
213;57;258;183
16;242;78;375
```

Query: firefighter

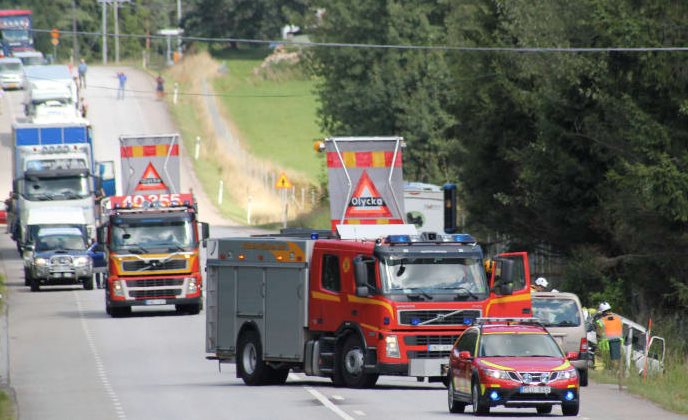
531;277;549;292
595;301;623;372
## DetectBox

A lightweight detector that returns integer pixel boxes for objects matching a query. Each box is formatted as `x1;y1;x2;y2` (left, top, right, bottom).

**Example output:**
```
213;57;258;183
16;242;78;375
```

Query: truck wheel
237;330;272;385
110;307;131;318
267;368;290;385
578;368;588;386
83;276;94;290
24;267;31;286
30;278;40;292
340;334;378;388
175;303;201;315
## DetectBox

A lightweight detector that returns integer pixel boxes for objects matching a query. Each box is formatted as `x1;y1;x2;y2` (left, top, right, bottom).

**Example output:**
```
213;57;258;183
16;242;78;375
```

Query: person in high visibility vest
595;301;623;371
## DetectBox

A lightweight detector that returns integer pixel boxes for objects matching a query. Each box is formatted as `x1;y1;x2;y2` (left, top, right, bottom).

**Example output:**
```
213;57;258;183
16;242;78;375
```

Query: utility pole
176;0;182;59
72;0;78;63
112;0;130;64
98;0;108;65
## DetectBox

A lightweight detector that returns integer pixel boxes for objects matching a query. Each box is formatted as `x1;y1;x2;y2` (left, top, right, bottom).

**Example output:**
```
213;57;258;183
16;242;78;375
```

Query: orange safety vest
601;314;622;340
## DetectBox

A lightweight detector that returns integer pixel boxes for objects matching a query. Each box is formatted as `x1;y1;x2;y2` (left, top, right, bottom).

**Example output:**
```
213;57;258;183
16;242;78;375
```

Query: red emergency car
447;317;580;416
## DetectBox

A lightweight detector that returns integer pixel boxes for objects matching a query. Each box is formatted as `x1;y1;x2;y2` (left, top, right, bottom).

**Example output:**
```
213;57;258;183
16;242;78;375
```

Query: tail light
579;337;588;355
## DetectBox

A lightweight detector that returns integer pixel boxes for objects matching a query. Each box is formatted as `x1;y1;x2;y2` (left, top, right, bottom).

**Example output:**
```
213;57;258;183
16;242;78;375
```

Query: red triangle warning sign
135;162;168;191
345;170;393;218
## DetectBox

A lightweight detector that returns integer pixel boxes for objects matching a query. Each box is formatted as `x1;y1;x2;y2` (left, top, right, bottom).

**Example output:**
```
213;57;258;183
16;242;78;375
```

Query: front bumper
478;383;579;407
34;264;92;281
107;274;202;306
107;295;201;308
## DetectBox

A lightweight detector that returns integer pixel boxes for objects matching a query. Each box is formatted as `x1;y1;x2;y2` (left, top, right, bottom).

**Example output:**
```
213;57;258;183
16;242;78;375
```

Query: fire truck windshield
111;217;196;252
23;175;91;200
379;256;488;297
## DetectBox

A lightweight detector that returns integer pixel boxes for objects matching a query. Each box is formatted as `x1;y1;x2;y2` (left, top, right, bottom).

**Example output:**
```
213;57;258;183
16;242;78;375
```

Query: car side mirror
459;351;472;360
566;351;579;360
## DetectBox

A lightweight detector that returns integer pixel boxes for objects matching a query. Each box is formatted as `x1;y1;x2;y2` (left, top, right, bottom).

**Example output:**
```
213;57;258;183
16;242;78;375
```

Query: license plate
520;386;551;394
145;299;166;305
428;344;453;351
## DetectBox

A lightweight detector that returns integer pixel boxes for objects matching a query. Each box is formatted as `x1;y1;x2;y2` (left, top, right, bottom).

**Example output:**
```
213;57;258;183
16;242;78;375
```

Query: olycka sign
119;134;180;195
325;137;405;231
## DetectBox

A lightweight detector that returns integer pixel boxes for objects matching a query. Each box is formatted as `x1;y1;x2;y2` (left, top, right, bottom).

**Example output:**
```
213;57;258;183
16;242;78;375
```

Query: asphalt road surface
0;66;685;420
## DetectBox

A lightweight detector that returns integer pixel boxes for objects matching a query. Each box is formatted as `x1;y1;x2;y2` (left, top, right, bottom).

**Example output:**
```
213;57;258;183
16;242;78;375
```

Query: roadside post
173;83;178;104
275;172;292;228
218;180;223;204
195;136;200;160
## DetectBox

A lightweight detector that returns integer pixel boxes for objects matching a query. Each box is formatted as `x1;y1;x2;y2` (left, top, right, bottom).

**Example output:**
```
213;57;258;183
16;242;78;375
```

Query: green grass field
211;48;324;182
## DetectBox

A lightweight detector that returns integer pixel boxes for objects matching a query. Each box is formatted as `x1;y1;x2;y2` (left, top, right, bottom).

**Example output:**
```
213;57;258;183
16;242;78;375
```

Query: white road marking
353;410;366;416
304;386;355;420
332;395;344;400
74;291;128;420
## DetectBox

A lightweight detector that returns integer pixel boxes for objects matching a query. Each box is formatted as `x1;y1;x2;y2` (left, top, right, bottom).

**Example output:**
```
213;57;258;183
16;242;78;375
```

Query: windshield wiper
168;244;186;252
36;194;54;201
407;288;433;300
448;287;479;300
127;245;149;254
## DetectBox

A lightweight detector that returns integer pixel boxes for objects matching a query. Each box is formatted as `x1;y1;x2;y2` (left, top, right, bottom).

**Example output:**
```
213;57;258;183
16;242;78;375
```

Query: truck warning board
120;134;180;196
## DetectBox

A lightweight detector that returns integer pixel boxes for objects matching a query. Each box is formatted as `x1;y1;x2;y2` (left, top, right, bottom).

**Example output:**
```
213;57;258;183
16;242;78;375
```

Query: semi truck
102;193;209;317
10;123;97;252
0;10;33;57
205;229;532;387
101;133;208;317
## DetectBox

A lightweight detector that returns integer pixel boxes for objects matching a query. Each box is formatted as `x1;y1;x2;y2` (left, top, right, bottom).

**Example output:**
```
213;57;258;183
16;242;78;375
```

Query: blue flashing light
454;234;475;243
311;233;319;240
411;318;421;326
489;391;500;401
184;200;190;205
463;317;472;325
565;391;574;401
386;235;411;244
384;317;390;325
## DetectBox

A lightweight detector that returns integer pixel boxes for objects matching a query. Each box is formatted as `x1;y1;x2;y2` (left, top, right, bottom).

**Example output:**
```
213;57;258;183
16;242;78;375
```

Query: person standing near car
596;301;623;371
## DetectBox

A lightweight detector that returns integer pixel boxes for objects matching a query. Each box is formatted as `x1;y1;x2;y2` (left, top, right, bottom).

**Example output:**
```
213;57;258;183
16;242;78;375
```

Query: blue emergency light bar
385;233;476;244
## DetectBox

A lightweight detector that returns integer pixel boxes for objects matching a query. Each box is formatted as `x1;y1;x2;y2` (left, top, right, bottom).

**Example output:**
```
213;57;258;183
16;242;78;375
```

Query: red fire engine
101;193;209;317
205;227;532;387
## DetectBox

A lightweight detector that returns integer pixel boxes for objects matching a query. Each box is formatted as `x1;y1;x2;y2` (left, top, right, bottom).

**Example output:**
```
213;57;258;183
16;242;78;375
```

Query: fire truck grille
404;335;460;358
130;289;182;298
404;335;460;346
126;278;185;287
398;310;481;326
122;259;187;271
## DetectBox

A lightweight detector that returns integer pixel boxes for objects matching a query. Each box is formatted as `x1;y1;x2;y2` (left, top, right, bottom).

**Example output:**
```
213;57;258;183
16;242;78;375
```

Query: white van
0;57;24;89
13;50;45;66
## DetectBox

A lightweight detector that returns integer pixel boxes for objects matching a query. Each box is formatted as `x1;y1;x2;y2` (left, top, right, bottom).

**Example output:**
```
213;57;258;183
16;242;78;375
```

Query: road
0;66;685;420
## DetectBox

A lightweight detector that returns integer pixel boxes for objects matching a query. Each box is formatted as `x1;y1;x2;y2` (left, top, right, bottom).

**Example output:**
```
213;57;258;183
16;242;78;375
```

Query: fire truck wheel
175;303;201;315
267;368;289;385
110;306;131;318
340;334;378;388
237;330;270;385
83;276;94;290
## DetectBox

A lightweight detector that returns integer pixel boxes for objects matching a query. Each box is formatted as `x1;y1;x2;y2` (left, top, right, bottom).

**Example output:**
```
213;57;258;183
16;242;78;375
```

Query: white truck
11;123;97;252
23;65;82;124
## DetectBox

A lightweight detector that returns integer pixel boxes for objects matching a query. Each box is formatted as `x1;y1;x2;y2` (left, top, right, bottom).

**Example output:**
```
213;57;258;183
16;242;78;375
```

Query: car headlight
483;368;512;380
74;256;91;266
555;369;578;380
385;335;401;358
186;277;198;294
34;258;47;266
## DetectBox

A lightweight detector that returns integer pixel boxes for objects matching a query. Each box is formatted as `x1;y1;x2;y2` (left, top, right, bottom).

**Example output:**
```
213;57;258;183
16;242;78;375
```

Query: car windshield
19;56;43;66
379;256;488;295
36;234;87;251
479;333;564;357
532;298;581;327
111;217;196;252
24;175;90;200
0;62;21;72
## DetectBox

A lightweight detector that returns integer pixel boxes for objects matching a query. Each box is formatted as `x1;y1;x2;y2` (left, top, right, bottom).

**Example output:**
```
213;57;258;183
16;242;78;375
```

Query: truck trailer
205;228;532;387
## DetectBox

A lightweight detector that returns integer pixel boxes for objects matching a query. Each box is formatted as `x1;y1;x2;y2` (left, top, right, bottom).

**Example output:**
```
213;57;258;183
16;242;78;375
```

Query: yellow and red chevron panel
327;151;402;168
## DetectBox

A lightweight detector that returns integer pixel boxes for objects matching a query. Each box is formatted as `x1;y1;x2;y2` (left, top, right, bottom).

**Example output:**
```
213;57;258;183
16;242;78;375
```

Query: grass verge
589;357;688;415
0;274;14;420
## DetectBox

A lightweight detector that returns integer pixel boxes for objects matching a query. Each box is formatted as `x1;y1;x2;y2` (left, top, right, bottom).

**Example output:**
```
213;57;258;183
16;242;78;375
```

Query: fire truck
205;228;532;387
101;193;209;317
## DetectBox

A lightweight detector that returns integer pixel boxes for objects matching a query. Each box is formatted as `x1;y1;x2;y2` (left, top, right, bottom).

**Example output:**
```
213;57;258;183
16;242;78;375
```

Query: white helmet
535;277;548;288
598;301;611;312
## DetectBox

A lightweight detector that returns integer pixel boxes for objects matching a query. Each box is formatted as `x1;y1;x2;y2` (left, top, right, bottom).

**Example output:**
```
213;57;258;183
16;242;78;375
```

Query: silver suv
531;291;591;386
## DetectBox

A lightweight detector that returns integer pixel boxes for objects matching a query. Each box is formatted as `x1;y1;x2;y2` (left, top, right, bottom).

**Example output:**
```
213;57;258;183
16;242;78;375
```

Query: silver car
531;291;592;386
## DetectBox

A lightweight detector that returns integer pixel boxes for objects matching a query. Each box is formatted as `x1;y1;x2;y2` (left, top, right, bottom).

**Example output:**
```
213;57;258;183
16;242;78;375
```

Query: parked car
447;317;580;416
531;291;591;386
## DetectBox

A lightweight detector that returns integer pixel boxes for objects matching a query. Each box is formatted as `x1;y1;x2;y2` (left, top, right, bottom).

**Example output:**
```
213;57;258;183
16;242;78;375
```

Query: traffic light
443;183;457;233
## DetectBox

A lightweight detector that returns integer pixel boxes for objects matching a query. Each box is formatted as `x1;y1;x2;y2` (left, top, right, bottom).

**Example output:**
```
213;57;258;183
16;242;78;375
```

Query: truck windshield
2;29;29;42
24;175;90;200
36;234;87;252
379;256;488;295
111;217;196;252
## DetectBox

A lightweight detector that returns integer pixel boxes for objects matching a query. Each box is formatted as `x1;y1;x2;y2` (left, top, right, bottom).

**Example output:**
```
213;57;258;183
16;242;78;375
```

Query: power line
31;28;688;53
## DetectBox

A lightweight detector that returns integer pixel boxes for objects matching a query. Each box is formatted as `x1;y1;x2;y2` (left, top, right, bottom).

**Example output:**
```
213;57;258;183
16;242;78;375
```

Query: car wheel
578;368;588;386
536;404;552;414
471;381;489;415
340;334;378;388
562;401;579;416
447;373;466;413
237;330;271;385
83;276;94;290
30;277;40;292
24;267;31;286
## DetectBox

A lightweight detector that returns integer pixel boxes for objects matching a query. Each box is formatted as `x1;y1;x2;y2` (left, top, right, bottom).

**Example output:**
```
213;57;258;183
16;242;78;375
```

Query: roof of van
24;65;73;81
27;207;86;225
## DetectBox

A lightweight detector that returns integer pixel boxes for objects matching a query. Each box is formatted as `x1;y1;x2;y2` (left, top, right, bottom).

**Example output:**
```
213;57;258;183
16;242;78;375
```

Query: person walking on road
155;74;165;100
117;71;127;100
78;59;87;89
595;301;623;372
